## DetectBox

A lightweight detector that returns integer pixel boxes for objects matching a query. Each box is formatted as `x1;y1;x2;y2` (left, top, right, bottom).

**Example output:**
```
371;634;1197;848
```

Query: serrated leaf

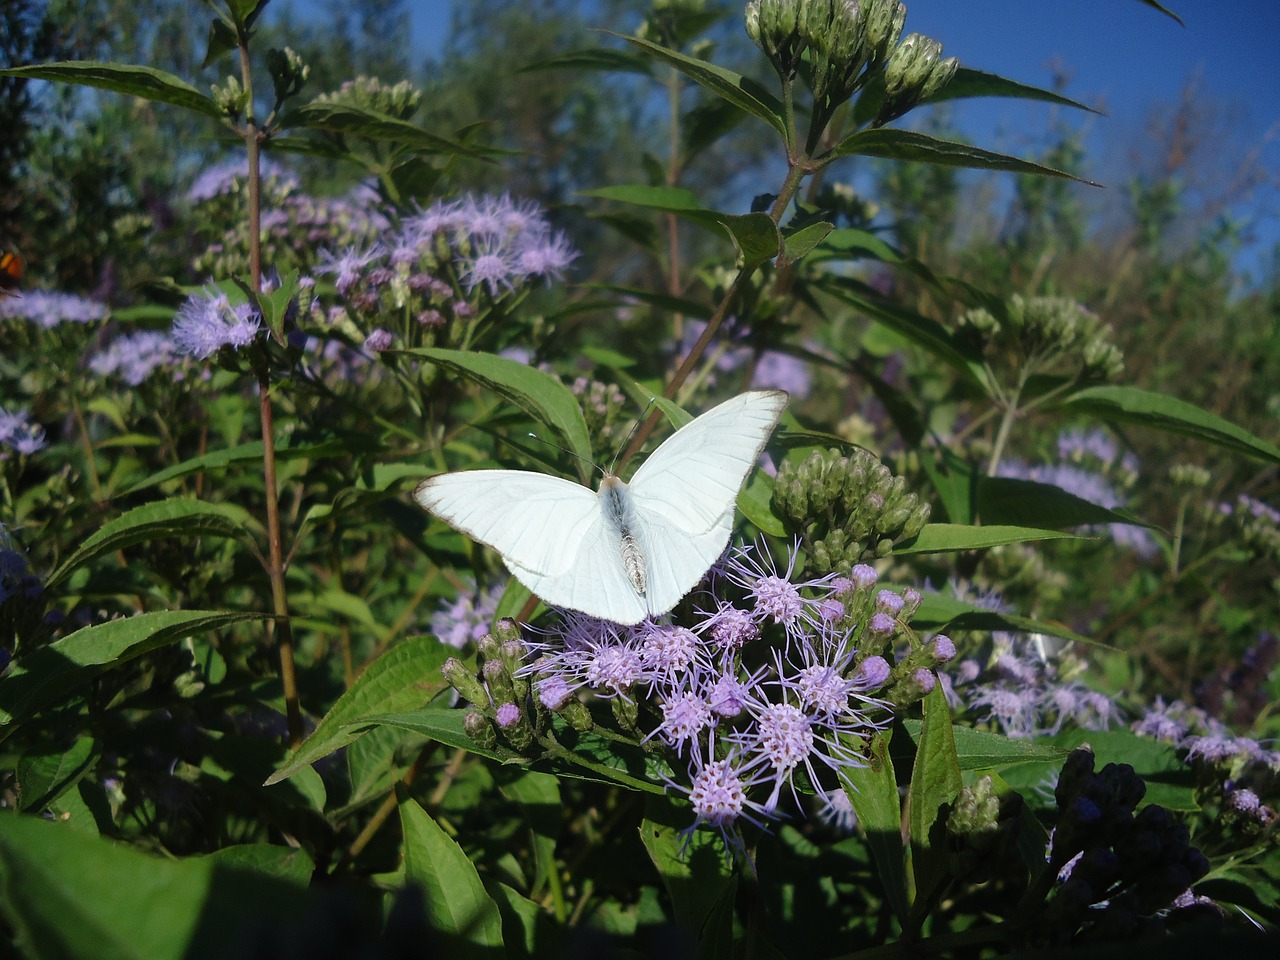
16;738;97;812
402;348;593;467
826;128;1100;186
611;32;786;139
400;799;504;955
0;62;221;118
46;498;257;590
896;523;1077;554
0;611;263;729
907;682;962;926
977;476;1152;530
1057;384;1280;465
265;636;453;785
840;730;910;925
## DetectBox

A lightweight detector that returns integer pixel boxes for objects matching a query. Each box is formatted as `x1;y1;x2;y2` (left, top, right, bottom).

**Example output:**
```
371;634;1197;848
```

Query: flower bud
464;709;498;750
442;657;489;708
482;658;515;708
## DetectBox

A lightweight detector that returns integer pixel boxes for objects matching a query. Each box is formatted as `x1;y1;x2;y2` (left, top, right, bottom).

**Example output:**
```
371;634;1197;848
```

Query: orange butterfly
0;252;22;298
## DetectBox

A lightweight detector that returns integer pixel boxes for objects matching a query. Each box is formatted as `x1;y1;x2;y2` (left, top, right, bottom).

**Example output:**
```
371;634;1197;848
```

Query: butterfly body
415;390;787;624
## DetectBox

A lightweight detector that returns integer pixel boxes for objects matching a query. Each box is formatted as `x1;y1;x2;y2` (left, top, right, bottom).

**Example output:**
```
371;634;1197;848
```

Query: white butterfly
414;390;788;625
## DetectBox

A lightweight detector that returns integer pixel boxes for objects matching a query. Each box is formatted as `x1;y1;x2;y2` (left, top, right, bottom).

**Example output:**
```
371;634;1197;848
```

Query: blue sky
402;1;1278;276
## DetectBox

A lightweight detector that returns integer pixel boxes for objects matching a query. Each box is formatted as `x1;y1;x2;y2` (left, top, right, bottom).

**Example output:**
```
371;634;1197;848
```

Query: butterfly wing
414;470;648;624
628;389;788;615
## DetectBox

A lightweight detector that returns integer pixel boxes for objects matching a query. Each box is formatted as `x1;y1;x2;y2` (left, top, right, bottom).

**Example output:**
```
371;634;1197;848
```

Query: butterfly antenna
608;397;658;475
525;432;606;480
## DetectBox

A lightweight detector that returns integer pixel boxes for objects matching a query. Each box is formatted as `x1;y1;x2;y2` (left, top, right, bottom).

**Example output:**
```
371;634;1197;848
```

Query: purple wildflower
430;578;504;650
515;230;579;281
458;236;518;296
363;328;394;352
0;406;46;456
88;330;180;385
171;291;262;359
1;290;108;327
750;350;812;398
495;703;521;728
854;656;891;689
316;244;383;295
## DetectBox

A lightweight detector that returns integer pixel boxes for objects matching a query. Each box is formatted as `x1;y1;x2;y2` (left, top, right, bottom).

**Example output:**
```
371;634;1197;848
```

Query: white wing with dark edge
627;389;788;616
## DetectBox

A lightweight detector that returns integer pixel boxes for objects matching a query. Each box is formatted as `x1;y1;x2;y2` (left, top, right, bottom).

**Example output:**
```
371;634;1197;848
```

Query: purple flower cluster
518;543;896;851
430;577;506;650
88;331;182;385
1132;695;1279;826
999;429;1155;558
187;156;301;204
674;319;814;399
171;290;262;359
0;291;108;328
0;405;46;457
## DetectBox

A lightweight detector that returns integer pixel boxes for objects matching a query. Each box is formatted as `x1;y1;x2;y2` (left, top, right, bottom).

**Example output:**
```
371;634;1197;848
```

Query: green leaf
738;468;785;537
895;523;1077;554
899;720;1069;771
0;815;312;960
720;212;781;269
46;498;257;590
0;611;263;729
16;738;98;812
1057;384;1280;465
197;844;313;887
782;221;834;262
907;682;962;926
611;32;787;139
912;594;1100;650
347;708;525;766
823;280;987;388
498;772;561;894
581;184;734;233
399;798;505;955
640;797;737;949
403;348;593;466
826;128;1101;186
841;730;910;925
926;67;1099;112
1132;0;1184;25
518;48;652;76
255;269;298;343
977;476;1151;530
285;101;490;159
489;882;545;960
122;435;383;494
265;636;453;785
0;62;221;118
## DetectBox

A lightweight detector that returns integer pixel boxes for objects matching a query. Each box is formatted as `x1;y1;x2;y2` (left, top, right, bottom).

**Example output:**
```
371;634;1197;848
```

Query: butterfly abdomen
600;476;647;596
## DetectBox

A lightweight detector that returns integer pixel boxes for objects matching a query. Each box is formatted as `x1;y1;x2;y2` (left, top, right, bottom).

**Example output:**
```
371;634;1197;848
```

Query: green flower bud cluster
1042;748;1211;943
1168;463;1210;490
873;31;958;126
772;447;930;574
745;0;905;108
945;774;1023;881
211;76;250;120
571;377;630;451
957;295;1125;382
312;76;423;121
266;47;309;106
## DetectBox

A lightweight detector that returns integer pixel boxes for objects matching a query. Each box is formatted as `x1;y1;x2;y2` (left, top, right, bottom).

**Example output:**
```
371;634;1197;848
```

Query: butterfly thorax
599;475;647;597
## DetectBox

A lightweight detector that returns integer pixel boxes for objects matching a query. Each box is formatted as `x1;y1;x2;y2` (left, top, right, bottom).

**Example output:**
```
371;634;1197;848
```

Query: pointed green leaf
16;738;98;812
610;32;786;139
518;48;652;76
926;67;1099;112
640;797;737;947
1057;384;1280;465
826;128;1101;185
0;611;263;728
977;476;1152;530
907;682;962;925
284;102;492;159
782;221;834;262
46;498;257;590
265;635;453;785
400;798;504;954
1133;0;1184;25
0;62;221;118
841;730;910;925
895;523;1077;554
899;720;1069;771
403;348;593;466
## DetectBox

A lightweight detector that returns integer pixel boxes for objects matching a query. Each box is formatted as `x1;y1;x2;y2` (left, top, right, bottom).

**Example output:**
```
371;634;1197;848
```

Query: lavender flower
316;244;384;295
171;290;262;359
88;331;181;385
187;156;301;203
0;291;108;327
0;405;46;456
429;578;504;650
362;328;394;353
